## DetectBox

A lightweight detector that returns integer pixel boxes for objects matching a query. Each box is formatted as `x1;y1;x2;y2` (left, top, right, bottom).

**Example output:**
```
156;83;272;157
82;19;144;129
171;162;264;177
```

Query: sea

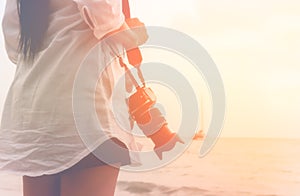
1;138;300;196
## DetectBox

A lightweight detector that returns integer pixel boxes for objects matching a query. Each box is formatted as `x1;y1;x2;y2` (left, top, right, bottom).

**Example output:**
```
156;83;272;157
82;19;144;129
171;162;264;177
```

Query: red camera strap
122;0;131;18
121;0;146;88
122;0;143;66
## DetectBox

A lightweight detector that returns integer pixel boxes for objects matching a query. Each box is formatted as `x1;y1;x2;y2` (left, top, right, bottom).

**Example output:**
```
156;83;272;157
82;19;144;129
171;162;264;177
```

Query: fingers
125;18;144;28
132;25;148;46
106;18;148;50
125;18;148;46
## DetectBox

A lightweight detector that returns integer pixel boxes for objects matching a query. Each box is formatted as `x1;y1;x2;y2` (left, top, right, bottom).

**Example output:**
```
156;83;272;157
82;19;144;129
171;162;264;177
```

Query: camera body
119;51;183;160
128;86;156;124
127;86;184;159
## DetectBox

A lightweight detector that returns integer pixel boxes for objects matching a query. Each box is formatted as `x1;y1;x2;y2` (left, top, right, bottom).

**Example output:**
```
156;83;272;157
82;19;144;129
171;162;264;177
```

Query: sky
0;0;300;138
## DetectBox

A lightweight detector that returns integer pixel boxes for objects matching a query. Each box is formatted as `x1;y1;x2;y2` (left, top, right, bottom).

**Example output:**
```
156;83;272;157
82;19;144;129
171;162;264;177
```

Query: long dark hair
17;0;50;61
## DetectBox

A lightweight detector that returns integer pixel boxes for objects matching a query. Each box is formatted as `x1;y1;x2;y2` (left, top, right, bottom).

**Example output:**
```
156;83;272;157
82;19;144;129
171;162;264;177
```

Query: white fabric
74;0;125;39
0;0;140;177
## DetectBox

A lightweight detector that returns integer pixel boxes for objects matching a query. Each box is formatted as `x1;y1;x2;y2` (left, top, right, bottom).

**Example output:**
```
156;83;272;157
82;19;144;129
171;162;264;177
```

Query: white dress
0;0;139;176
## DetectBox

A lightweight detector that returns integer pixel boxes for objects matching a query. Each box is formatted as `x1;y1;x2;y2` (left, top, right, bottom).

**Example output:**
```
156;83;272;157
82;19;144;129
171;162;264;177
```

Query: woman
0;0;148;195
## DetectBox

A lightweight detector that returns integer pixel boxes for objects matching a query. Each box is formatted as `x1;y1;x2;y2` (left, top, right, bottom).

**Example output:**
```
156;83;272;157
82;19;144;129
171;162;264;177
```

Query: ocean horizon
1;138;300;196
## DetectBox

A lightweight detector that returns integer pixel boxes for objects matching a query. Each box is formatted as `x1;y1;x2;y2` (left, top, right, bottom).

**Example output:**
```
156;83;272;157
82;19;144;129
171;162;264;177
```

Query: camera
127;86;184;160
119;55;183;159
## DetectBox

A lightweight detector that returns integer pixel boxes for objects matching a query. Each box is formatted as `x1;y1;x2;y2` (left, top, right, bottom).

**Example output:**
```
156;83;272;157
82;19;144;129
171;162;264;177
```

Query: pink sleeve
73;0;125;39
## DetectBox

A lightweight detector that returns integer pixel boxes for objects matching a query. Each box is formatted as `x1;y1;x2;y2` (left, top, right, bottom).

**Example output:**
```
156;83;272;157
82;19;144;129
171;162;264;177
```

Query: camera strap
122;0;131;18
121;0;146;88
119;57;141;88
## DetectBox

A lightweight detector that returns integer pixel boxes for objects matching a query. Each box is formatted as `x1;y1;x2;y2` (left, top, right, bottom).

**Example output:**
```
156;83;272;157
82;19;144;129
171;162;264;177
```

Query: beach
1;138;300;196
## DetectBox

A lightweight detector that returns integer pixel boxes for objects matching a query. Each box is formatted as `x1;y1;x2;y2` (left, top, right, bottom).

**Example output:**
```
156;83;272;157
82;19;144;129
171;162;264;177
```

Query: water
116;138;300;196
1;138;300;196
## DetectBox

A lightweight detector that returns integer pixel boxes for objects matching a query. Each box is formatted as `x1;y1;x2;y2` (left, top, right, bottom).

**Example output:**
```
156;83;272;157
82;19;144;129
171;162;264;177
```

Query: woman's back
2;0;95;129
0;0;133;176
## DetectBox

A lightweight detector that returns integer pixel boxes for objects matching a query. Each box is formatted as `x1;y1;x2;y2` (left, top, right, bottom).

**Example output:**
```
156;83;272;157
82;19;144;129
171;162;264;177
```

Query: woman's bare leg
60;164;120;196
23;174;60;196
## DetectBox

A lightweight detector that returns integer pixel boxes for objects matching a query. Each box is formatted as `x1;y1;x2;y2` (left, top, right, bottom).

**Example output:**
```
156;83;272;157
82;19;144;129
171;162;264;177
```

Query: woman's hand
125;18;148;47
104;18;148;50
